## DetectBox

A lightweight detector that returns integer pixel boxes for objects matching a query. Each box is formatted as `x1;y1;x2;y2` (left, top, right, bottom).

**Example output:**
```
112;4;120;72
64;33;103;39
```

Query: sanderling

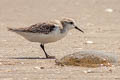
8;18;84;58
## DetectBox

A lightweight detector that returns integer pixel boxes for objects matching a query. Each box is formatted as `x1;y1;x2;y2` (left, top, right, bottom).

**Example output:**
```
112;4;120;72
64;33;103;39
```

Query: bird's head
60;18;84;33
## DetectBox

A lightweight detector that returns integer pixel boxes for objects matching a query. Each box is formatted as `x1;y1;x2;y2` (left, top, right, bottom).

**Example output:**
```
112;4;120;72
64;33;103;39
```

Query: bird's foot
46;55;55;59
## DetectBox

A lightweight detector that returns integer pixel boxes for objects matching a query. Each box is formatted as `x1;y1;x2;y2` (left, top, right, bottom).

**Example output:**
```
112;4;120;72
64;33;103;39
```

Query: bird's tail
7;27;21;32
7;27;27;38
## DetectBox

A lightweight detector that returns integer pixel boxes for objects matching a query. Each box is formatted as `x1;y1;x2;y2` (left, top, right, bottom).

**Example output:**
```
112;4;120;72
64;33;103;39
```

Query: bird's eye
69;22;74;24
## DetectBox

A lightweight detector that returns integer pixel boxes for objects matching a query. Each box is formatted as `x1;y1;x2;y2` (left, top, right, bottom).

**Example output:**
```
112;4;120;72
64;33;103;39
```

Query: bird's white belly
16;32;66;43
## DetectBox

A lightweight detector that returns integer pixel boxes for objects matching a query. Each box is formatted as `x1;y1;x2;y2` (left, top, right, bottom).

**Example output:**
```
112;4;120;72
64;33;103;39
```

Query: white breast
15;28;67;44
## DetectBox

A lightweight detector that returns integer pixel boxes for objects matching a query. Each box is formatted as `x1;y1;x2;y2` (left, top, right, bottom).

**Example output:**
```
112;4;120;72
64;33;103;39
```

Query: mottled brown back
8;23;56;34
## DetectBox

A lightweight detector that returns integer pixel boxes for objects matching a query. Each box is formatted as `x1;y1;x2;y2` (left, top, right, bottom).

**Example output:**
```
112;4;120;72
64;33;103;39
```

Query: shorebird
8;18;84;58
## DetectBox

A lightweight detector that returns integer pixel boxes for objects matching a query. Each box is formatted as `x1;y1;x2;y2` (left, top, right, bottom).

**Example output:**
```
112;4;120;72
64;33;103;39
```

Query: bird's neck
60;21;71;33
60;26;70;33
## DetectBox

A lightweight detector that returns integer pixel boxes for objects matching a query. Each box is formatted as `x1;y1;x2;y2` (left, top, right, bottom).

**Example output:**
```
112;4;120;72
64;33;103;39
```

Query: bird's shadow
3;57;55;60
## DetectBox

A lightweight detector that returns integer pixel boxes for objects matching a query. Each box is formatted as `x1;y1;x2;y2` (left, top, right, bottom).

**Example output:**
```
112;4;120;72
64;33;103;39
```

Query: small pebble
34;66;45;69
105;8;113;13
34;66;41;69
86;41;93;44
83;69;93;73
111;65;115;67
40;67;45;69
87;69;92;73
100;64;104;66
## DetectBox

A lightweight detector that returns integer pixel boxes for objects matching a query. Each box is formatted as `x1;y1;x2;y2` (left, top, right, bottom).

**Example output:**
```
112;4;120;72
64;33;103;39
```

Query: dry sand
0;0;120;80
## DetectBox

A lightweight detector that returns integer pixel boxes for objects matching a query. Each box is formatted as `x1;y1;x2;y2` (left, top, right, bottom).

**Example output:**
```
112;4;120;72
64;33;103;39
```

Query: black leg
40;44;49;58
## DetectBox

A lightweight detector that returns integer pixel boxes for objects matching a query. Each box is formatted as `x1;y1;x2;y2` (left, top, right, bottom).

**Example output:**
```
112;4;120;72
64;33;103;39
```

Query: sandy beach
0;0;120;80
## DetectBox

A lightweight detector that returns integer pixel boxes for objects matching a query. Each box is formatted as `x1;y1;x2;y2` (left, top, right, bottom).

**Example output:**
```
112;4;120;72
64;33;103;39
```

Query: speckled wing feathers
8;23;56;34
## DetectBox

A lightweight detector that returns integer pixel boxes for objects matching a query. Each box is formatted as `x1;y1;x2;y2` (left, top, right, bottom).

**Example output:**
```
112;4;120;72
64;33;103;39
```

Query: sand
0;0;120;80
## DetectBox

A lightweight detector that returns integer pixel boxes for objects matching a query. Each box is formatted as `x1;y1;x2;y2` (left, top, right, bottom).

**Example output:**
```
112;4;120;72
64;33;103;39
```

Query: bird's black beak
75;26;84;33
